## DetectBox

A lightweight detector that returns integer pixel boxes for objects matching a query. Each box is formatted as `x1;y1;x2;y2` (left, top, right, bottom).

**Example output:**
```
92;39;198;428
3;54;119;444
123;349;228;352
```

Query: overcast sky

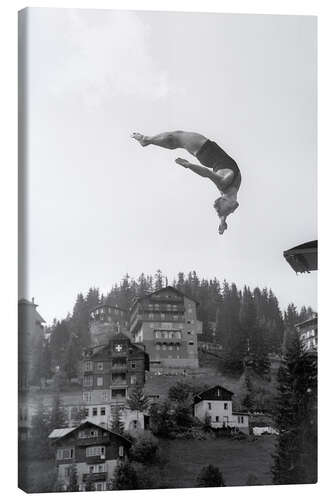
23;8;317;323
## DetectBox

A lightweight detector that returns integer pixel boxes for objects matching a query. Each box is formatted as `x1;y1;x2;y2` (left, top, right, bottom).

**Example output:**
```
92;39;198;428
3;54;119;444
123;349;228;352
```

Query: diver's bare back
131;131;241;235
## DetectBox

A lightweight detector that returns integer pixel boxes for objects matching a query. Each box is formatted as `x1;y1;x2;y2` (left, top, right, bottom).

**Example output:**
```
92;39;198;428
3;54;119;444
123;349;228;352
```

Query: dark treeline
36;271;314;384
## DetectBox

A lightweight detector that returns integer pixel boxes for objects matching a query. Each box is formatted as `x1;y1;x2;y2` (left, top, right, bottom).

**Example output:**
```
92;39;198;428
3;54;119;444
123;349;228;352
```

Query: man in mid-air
131;130;241;235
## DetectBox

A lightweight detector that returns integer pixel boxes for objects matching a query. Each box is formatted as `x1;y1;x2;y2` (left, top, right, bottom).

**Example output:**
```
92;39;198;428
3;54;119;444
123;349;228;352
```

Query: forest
32;270;315;384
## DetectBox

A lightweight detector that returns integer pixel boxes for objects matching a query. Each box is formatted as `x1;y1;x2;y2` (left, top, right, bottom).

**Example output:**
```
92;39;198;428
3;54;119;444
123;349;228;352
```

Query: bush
196;464;225;487
112;462;139;490
129;433;159;464
131;462;161;489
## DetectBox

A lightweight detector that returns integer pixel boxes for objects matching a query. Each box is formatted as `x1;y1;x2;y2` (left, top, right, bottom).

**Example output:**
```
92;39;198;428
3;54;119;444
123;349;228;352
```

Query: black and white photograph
18;7;317;493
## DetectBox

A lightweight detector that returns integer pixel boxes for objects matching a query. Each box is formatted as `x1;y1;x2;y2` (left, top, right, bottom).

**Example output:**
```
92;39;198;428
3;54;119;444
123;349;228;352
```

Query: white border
1;1;332;499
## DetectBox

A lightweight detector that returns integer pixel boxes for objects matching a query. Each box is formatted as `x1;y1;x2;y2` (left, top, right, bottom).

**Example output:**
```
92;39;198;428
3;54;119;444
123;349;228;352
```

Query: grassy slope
158;436;276;488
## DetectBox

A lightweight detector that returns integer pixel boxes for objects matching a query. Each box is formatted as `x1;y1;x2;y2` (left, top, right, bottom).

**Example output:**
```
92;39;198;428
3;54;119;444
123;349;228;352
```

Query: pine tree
272;328;317;484
242;373;255;412
49;391;67;430
127;386;149;413
67;465;79;492
110;405;125;434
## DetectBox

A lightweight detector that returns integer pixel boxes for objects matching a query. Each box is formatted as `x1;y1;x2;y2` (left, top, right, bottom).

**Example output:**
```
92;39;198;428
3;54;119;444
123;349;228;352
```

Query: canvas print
18;8;317;492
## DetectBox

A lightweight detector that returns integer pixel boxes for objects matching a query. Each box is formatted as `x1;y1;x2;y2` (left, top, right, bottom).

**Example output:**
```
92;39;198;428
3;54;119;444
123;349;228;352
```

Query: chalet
193;385;249;433
129;286;202;372
48;421;131;491
81;332;149;431
295;313;318;353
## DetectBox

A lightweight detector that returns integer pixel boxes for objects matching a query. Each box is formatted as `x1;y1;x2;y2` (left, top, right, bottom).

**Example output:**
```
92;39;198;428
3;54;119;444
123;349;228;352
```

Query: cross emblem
115;344;122;352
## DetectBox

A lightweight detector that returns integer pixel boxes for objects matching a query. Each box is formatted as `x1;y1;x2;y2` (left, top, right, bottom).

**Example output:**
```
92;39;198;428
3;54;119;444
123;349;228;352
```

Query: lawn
18;436;276;491
158;435;276;488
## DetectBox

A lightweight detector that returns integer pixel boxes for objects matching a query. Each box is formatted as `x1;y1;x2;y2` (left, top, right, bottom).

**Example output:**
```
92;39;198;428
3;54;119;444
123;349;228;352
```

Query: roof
131;286;199;309
295;314;318;329
48;421;132;445
48;427;76;439
90;303;128;314
232;411;250;416
283;240;318;273
194;385;234;404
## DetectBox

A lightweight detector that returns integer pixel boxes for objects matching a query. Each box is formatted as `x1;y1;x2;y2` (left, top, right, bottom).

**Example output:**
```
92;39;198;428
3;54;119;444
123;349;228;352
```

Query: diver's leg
131;130;207;156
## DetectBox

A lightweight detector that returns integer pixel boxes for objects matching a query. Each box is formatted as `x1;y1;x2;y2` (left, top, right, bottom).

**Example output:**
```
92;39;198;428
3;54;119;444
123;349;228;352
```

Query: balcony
111;378;127;387
76;436;110;447
111;364;127;371
83;472;107;482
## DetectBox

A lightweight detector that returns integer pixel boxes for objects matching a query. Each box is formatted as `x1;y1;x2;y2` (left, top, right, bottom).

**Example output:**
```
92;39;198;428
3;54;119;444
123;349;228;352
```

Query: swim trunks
196;140;241;189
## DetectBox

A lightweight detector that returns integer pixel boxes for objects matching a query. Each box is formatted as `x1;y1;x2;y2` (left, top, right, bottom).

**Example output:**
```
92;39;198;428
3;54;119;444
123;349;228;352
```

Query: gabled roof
131;285;199;308
90;303;128;314
283;240;318;273
194;384;234;404
48;420;131;445
48;427;76;439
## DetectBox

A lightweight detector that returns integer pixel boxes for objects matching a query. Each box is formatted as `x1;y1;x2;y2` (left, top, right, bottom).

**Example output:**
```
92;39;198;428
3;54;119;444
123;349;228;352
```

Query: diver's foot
175;157;190;168
218;221;228;235
131;132;150;146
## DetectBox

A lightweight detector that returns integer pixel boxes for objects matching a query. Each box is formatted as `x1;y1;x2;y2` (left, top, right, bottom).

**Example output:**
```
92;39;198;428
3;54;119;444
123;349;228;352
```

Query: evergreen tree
242;373;255;412
196;465;225;487
112;462;139;490
272;328;317;484
127;386;149;413
67;465;79;492
29;398;52;458
49;391;67;430
110;405;124;434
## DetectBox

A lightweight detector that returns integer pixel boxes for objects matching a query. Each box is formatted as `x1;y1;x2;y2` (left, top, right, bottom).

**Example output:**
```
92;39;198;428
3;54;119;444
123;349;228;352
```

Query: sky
22;8;317;323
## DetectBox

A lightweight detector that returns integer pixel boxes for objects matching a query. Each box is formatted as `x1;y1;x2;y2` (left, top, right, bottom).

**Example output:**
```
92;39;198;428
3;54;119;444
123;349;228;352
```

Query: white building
193;385;249;433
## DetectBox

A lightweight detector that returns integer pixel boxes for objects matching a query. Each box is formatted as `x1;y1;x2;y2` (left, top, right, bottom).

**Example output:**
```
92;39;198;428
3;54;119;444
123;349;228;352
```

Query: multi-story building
81;331;149;430
49;421;131;491
18;298;45;391
89;304;129;346
193;385;249;433
129;286;201;372
295;313;318;353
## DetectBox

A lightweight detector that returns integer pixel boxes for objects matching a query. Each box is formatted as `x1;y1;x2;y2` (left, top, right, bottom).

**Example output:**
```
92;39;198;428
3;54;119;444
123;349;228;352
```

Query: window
101;407;106;416
102;391;109;401
161;313;165;319
92;407;98;416
162;345;167;350
130;375;137;384
78;431;86;438
83;375;93;387
97;376;103;387
169;345;173;350
215;416;219;422
97;362;103;371
224;403;228;410
173;315;178;320
208;403;212;410
156;344;160;350
176;345;180;351
187;331;192;335
90;430;98;437
188;341;194;346
84;361;93;371
84;408;89;417
148;313;154;319
83;392;91;402
56;448;74;460
131;361;136;369
86;446;105;457
119;446;124;457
